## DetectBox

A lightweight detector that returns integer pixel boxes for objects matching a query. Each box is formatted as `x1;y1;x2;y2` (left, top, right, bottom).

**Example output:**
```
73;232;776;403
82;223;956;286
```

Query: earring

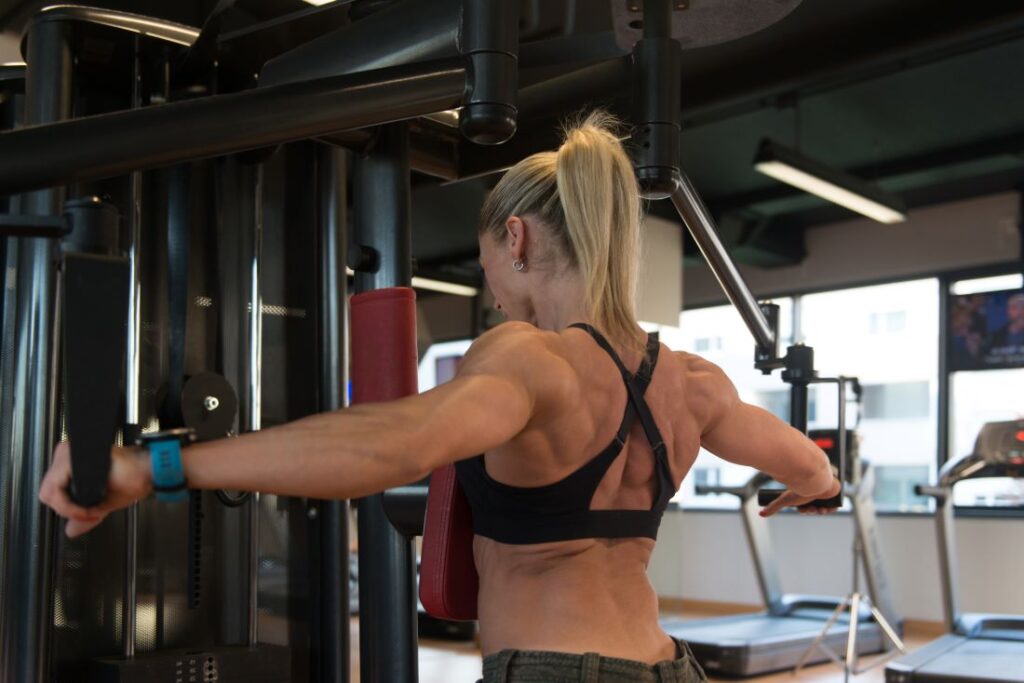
512;259;526;272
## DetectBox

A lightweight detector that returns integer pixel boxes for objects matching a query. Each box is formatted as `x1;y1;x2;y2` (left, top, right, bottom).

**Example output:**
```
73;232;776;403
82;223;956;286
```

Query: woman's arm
684;354;837;502
40;322;552;537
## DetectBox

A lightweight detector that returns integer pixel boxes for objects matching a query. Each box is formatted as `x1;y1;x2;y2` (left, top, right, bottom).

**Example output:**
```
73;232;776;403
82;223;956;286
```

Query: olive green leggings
478;639;707;683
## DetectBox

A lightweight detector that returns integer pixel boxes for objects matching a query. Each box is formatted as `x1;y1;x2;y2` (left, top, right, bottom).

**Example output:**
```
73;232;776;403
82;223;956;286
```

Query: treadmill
662;430;903;676
885;419;1024;683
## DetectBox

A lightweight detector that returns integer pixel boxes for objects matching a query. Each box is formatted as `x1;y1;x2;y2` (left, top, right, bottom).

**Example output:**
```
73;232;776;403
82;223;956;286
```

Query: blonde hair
479;111;644;354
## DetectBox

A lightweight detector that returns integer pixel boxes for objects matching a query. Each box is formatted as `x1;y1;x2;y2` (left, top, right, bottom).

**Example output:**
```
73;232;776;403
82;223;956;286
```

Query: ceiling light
345;268;478;297
753;139;907;224
411;277;478;297
301;0;336;5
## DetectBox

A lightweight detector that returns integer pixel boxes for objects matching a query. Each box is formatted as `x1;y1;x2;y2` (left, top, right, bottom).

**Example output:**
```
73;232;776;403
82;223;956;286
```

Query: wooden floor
349;607;933;683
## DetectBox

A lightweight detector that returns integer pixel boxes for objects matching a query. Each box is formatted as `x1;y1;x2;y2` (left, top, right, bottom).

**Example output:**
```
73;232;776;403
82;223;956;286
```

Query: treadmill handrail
694;472;774;501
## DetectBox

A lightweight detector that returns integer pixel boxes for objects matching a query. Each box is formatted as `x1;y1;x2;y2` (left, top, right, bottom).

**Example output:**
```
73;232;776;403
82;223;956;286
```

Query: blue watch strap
149;438;188;502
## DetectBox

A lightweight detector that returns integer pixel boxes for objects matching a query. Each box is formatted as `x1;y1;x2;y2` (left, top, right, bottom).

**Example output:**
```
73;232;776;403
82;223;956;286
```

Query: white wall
0;32;21;64
684;192;1021;307
649;509;1024;622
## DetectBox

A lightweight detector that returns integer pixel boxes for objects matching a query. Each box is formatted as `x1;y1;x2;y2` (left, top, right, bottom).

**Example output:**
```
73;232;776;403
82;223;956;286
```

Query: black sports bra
454;323;675;545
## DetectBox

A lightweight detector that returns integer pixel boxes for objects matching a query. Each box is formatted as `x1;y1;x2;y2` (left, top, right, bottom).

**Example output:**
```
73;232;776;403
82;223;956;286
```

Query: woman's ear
505;216;527;261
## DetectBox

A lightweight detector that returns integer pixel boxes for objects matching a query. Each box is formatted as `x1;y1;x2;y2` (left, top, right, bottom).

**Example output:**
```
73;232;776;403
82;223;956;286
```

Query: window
418;339;473;391
947;273;1024;508
862;382;930;419
667;299;794;508
800;279;939;512
869;310;907;334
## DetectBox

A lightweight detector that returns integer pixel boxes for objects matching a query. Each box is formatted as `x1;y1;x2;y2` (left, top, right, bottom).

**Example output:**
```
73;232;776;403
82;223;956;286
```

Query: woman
40;112;839;683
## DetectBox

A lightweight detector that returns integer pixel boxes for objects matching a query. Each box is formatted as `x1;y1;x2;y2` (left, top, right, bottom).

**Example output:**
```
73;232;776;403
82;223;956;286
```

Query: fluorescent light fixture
411;277;479;297
950;274;1024;296
753;139;907;224
344;267;478;297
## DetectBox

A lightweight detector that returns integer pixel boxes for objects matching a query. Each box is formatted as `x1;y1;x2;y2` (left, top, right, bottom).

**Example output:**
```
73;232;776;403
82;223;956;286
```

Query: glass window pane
666;299;794;508
949;368;1024;507
947;274;1024;508
418;339;473;390
801;279;939;512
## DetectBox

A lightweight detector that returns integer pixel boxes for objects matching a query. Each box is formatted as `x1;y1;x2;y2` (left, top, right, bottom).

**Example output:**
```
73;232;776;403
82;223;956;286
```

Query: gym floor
350;607;933;682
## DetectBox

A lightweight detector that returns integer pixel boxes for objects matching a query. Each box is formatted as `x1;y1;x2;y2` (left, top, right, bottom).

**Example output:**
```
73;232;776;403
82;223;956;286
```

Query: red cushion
420;463;478;621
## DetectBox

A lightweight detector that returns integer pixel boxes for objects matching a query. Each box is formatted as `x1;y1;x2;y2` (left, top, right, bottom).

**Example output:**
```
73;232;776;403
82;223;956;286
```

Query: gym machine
0;1;847;681
885;419;1024;683
662;427;905;676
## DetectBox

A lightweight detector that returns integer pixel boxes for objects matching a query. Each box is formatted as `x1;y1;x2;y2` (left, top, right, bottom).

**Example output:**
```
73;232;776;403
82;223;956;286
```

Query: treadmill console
973;419;1024;465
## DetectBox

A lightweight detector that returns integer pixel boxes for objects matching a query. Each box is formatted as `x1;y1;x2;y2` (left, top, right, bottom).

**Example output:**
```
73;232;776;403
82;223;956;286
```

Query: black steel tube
459;0;520;145
669;174;775;350
0;59;466;197
0;17;71;683
317;144;350;683
259;0;461;88
789;383;809;433
354;123;418;683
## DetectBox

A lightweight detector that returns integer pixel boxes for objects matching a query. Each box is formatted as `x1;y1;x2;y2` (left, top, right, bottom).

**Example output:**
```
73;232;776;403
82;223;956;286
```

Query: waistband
480;638;707;683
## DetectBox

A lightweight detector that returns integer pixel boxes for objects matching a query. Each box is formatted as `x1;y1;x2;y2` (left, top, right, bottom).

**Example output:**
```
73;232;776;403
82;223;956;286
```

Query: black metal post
633;0;681;199
353;123;418;683
459;0;520;145
783;344;815;434
317;144;350;683
0;17;72;683
0;59;466;197
936;274;951;472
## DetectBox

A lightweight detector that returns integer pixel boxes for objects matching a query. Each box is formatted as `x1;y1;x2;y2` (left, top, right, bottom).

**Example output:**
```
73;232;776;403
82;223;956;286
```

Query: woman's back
471;323;712;663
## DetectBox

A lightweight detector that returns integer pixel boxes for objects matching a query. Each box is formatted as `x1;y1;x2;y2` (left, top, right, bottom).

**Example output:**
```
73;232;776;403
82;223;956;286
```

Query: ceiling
2;0;1023;277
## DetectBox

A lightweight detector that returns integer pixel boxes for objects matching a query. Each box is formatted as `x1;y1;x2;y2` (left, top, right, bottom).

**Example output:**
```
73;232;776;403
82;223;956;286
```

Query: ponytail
479;111;644;354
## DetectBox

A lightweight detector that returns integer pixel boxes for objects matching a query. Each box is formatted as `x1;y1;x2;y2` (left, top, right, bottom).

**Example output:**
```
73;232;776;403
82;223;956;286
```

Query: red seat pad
420;463;478;621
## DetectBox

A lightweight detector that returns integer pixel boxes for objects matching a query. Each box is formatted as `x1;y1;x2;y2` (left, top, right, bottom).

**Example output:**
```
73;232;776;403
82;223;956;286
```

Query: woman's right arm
685;354;836;500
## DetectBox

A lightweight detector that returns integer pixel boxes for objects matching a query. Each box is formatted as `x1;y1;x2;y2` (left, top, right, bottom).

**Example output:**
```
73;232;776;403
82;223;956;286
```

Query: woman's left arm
40;322;549;537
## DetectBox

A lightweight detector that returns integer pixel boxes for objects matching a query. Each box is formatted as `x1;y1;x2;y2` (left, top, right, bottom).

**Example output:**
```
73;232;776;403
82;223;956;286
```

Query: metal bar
936;274;950;472
247;165;265;648
934;487;959;631
0;17;71;683
0;59;466;197
259;0;461;88
669;174;775;351
317;143;350;683
122;37;143;659
354;123;418;683
739;486;785;609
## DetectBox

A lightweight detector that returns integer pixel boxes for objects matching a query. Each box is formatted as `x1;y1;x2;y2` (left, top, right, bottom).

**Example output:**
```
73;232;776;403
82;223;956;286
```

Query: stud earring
512;259;526;272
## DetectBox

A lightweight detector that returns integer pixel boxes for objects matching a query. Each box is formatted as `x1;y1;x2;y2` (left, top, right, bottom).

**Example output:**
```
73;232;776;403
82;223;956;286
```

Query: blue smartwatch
136;428;195;502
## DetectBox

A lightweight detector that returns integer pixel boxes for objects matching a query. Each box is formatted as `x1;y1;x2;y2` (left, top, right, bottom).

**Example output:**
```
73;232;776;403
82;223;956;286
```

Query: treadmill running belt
664;614;884;675
915;639;1024;683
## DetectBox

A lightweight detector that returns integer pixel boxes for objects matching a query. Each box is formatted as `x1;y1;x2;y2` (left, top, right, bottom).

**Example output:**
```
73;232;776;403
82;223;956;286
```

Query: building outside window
801;278;939;512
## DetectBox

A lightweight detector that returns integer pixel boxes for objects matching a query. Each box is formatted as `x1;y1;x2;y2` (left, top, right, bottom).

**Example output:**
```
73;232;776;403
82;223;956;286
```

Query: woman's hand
38;442;152;538
759;478;842;518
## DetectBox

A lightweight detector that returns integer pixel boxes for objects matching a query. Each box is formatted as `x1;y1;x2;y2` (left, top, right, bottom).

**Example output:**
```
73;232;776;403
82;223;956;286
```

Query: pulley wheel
181;372;238;441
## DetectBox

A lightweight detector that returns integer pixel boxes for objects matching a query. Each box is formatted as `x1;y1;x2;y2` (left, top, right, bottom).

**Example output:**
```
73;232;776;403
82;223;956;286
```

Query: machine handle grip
914;484;946;499
756;489;843;508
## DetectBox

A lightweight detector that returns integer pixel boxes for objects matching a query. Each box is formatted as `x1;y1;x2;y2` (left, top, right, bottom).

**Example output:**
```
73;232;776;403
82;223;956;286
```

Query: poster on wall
948;287;1024;371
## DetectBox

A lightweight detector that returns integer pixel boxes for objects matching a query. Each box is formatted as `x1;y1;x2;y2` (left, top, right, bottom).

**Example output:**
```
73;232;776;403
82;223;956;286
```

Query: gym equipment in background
885;419;1024;683
662;422;904;676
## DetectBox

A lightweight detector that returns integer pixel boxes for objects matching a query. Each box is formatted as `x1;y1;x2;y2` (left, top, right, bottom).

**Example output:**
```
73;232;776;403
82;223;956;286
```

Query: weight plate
181;372;238;441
